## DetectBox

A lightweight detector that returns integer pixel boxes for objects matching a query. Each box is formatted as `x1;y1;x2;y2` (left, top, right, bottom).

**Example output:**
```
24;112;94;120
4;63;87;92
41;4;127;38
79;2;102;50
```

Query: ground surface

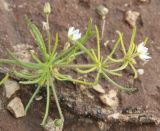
0;0;160;131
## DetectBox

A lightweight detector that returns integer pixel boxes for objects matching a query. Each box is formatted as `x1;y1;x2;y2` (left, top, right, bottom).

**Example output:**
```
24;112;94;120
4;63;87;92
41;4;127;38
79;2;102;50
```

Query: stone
35;95;43;101
7;97;26;118
4;79;20;98
97;121;105;131
80;85;87;91
103;40;109;47
92;84;105;94
125;10;140;27
137;68;144;75
99;90;118;110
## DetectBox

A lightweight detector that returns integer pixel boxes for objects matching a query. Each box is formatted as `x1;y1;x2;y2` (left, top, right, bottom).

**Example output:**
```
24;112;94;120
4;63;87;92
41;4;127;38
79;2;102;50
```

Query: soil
0;0;160;131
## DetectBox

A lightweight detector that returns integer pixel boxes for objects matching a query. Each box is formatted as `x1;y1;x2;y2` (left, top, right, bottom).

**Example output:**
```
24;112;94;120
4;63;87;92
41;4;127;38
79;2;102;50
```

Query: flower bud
43;2;51;15
96;5;109;19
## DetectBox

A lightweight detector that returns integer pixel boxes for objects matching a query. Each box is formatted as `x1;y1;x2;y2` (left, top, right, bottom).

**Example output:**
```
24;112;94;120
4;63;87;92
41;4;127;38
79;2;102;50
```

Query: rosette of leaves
0;15;94;126
72;26;137;92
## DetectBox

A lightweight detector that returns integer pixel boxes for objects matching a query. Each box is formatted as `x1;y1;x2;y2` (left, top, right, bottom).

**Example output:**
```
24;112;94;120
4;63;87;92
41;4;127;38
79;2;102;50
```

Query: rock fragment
92;84;105;94
4;79;20;98
99;90;118;110
35;95;43;101
7;97;26;118
125;10;140;27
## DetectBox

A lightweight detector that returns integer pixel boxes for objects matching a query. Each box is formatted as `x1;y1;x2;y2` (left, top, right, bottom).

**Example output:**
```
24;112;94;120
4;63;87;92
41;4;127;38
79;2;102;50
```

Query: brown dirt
0;0;160;131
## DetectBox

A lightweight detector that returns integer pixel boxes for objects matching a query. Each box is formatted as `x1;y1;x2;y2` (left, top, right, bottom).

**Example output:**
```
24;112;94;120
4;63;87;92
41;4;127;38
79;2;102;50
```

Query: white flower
137;42;151;61
137;69;144;75
68;27;81;41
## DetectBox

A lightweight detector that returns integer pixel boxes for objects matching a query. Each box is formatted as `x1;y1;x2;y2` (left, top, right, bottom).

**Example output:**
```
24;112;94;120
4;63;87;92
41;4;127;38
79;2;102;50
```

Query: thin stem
117;31;126;55
104;69;122;77
0;73;9;85
76;67;96;74
71;79;96;85
109;37;121;57
46;15;51;55
107;56;124;63
41;81;50;125
30;51;42;63
75;41;97;63
25;85;42;113
129;63;138;78
55;72;95;85
95;70;101;82
128;27;136;55
102;71;136;92
109;62;128;72
47;31;51;55
95;26;100;61
50;80;64;121
101;18;106;39
54;64;95;69
51;33;58;56
91;49;98;62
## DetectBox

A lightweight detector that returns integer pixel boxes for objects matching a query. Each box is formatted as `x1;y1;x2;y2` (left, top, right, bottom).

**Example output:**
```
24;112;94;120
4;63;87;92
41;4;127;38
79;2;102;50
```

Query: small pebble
137;69;144;75
99;90;118;110
93;84;105;94
111;40;116;43
4;79;20;98
80;85;87;91
125;10;140;27
103;40;109;47
7;97;26;118
35;95;43;101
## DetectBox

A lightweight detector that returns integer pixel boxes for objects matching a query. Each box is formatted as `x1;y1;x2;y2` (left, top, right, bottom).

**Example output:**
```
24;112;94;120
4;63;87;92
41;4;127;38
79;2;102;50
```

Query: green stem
41;81;50;125
95;26;100;61
55;64;95;68
50;80;64;121
102;71;136;92
109;62;128;72
71;79;96;85
0;73;9;85
129;63;138;78
109;37;121;57
76;67;96;74
46;15;51;55
47;31;51;54
25;85;42;113
75;41;97;63
95;70;101;82
107;56;124;63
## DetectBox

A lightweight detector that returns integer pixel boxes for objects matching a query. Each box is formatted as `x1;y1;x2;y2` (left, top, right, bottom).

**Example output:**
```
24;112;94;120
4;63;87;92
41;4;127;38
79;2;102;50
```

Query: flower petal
68;27;75;36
